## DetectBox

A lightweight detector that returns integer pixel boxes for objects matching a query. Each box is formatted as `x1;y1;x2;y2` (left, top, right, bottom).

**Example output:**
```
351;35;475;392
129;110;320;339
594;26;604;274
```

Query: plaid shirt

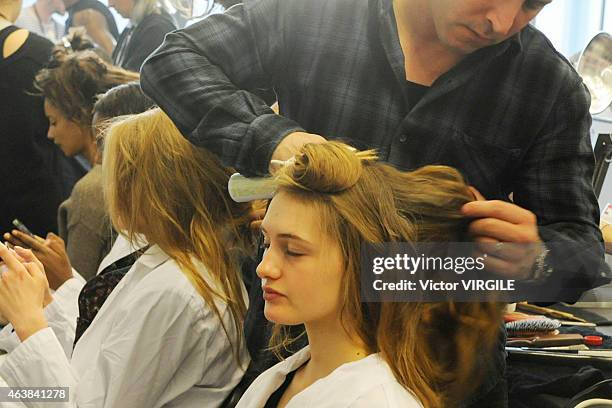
141;0;606;299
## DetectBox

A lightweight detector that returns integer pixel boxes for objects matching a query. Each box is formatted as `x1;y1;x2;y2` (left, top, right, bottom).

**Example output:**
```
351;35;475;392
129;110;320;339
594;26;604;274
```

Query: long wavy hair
270;142;503;408
102;108;252;359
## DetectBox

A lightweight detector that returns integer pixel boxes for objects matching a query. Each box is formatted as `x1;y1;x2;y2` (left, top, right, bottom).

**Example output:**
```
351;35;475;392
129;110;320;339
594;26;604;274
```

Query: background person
110;0;176;72
0;109;252;407
15;0;65;41
4;82;157;282
0;0;77;236
63;0;118;55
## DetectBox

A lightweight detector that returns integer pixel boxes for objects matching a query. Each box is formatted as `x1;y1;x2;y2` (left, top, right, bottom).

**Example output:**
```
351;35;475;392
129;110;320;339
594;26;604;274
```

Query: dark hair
57;28;112;62
93;82;156;118
35;50;139;127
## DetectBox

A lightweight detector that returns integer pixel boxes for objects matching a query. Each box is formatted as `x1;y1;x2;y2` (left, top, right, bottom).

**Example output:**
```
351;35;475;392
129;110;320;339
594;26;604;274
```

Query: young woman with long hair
237;142;503;408
0;108;252;407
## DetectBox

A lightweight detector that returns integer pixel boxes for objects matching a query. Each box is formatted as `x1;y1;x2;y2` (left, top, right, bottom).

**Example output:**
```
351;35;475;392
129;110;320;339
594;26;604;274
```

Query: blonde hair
271;142;503;408
103;108;251;358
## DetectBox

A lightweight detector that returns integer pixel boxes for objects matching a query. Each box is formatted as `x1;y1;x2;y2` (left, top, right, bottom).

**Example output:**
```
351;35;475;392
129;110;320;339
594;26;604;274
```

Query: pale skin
270;0;553;279
3;230;73;291
257;193;368;407
0;243;52;342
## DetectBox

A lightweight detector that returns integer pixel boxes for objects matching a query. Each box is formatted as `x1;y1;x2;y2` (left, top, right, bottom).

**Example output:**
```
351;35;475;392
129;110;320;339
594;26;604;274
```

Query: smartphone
11;218;35;237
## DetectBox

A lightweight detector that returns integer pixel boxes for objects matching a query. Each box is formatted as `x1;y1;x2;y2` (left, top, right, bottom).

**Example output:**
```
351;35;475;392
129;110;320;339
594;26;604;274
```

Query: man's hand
462;187;544;280
270;131;327;173
3;230;73;290
0;243;49;341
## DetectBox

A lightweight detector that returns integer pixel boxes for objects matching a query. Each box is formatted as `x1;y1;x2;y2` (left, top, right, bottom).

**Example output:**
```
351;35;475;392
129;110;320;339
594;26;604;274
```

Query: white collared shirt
236;346;422;408
0;235;143;356
0;244;249;408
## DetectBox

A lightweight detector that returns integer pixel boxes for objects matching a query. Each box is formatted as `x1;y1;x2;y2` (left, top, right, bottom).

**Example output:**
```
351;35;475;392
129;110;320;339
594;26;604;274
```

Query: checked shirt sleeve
513;78;607;302
140;0;305;176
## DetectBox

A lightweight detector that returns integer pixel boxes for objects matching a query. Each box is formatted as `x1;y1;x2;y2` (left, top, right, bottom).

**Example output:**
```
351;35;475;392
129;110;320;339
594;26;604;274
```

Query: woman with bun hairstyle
237;142;503;408
0;108;251;407
35;40;139;167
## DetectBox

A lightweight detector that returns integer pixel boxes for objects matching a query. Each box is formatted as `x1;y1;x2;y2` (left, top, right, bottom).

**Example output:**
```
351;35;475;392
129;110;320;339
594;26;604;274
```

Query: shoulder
241;0;369;23
73;7;108;25
140;12;176;31
10;30;52;64
124;248;227;319
315;355;421;408
70;166;103;198
62;167;106;221
516;25;584;92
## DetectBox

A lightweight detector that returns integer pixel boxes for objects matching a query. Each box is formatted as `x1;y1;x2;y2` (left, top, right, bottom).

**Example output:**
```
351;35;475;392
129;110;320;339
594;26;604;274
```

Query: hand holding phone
11;219;35;237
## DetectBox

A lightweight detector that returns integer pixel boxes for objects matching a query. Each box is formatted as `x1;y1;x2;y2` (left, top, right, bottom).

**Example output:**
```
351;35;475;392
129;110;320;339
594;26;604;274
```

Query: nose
484;0;523;37
256;246;282;281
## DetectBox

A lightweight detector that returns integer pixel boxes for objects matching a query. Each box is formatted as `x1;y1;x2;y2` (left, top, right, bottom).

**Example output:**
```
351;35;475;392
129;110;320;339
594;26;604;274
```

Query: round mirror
577;32;612;115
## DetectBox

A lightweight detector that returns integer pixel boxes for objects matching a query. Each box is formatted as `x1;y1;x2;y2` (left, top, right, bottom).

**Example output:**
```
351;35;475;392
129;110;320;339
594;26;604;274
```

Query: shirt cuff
244;113;305;176
0;327;67;388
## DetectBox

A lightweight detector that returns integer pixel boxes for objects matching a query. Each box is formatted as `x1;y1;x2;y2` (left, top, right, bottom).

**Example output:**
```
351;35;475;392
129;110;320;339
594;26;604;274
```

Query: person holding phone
0;109;252;407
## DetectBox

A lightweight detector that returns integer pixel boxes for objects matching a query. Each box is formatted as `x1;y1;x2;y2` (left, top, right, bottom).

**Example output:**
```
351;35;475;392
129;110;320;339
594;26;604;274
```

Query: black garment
74;248;147;345
0;27;81;236
112;12;175;72
263;369;297;408
65;0;119;40
405;81;429;111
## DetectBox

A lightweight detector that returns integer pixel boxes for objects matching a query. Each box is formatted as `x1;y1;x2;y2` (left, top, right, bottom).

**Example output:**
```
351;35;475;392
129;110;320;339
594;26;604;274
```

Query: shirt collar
138;244;171;270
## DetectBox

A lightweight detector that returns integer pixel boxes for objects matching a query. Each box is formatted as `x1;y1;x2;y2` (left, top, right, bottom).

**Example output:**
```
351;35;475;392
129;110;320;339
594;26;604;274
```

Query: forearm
141;2;305;175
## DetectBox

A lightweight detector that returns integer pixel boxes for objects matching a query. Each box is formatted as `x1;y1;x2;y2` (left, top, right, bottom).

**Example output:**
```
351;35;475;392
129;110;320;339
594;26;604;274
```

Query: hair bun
286;142;377;194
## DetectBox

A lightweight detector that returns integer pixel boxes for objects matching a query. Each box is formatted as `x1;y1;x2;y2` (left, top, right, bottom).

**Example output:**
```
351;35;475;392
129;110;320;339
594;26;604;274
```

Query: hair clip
61;36;73;52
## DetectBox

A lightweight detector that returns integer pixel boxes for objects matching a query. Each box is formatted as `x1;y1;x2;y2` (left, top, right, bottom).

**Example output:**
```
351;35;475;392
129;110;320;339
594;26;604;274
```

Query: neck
302;316;368;381
394;0;438;45
83;138;98;166
393;0;465;84
34;1;54;23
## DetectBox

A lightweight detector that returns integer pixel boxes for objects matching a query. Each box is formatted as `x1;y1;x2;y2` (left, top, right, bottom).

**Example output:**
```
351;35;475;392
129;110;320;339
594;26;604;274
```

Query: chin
263;305;301;325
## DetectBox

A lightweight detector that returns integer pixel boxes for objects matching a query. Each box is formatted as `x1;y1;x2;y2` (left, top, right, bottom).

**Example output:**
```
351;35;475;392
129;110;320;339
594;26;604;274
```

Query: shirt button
399;134;407;143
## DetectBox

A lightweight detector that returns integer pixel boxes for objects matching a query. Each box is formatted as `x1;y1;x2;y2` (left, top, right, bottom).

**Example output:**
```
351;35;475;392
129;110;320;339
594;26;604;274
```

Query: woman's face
44;99;91;158
108;0;135;19
257;192;345;326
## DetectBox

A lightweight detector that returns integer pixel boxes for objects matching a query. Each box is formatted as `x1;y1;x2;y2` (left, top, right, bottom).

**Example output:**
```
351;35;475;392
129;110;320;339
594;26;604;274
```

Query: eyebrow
261;226;313;246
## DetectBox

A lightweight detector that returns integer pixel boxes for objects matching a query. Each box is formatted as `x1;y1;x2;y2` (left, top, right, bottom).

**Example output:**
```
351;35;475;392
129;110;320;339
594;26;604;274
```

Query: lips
262;285;285;301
